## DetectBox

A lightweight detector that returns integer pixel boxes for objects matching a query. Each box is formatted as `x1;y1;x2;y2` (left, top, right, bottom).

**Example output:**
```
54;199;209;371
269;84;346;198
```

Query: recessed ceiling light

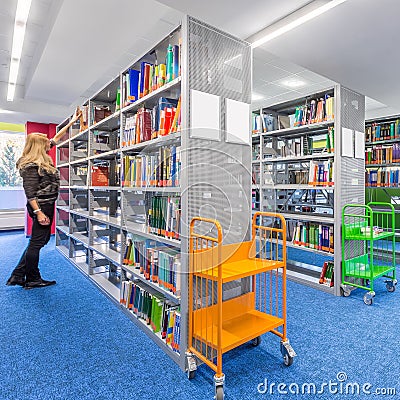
252;93;264;101
280;79;306;88
0;109;15;114
251;0;347;48
7;0;32;101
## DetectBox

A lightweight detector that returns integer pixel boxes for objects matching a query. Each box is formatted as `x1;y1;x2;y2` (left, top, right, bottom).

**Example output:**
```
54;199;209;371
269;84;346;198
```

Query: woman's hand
36;211;50;226
73;107;82;122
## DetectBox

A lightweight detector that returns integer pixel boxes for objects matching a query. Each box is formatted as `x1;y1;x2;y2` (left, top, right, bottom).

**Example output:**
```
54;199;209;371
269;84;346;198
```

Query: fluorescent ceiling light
251;0;347;48
252;93;264;101
0;109;15;114
7;0;32;101
280;79;306;88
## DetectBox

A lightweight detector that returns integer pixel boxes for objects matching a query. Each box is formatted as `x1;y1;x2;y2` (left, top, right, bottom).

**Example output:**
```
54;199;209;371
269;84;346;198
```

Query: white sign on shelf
354;131;365;159
341;127;353;157
190;89;220;141
225;98;250;145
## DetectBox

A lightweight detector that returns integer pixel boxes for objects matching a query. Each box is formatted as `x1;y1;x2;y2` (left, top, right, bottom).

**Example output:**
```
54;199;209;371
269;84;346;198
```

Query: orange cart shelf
194;257;285;283
193;293;284;353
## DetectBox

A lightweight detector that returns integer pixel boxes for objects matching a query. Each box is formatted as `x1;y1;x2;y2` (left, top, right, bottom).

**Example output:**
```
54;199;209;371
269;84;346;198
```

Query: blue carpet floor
1;231;399;400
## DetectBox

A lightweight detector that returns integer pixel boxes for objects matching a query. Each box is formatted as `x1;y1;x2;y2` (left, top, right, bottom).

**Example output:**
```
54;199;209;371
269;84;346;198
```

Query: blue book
128;69;140;102
173;45;179;79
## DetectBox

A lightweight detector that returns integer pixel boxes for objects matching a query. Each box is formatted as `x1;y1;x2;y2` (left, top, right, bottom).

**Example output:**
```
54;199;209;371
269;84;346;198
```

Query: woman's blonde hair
17;133;57;174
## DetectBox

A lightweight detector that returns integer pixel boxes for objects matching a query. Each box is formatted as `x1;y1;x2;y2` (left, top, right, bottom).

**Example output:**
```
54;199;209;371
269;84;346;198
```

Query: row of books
122;97;181;146
121;146;181;188
292;222;334;253
121;42;181;107
148;196;181;240
308;160;334;186
365;144;400;164
294;95;334;127
366;167;400;187
122;239;181;297
120;280;180;353
365;120;400;142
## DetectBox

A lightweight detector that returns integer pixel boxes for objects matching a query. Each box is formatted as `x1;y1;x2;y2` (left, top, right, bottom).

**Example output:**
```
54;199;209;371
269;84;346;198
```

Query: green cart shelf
341;202;397;305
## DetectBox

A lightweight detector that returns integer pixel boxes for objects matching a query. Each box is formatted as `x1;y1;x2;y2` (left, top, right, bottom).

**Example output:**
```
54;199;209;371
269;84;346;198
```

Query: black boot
24;278;56;289
6;275;26;287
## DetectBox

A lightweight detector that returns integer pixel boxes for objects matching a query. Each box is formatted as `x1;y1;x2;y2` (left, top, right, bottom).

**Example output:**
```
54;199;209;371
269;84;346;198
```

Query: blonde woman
6;109;81;289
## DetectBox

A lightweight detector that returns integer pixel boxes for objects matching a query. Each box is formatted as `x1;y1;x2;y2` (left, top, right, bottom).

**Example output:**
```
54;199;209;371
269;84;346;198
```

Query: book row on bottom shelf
120;280;181;354
290;221;334;254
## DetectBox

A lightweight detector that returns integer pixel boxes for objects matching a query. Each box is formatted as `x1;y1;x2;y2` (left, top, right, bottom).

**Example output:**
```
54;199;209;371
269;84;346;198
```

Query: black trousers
12;202;55;282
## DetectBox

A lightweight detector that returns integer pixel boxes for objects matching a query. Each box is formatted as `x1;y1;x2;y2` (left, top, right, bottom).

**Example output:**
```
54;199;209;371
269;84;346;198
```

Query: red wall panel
24;122;58;236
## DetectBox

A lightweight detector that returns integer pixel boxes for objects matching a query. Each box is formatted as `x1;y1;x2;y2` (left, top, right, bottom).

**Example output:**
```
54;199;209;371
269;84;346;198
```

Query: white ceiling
0;0;399;124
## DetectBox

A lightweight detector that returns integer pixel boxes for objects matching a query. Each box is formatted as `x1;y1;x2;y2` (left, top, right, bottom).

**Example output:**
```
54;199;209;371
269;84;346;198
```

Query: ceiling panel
155;0;312;38
25;0;183;106
257;0;400;110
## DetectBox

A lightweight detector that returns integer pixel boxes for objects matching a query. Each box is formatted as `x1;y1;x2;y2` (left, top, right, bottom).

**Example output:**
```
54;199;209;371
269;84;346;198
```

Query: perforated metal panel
334;85;365;294
185;17;252;246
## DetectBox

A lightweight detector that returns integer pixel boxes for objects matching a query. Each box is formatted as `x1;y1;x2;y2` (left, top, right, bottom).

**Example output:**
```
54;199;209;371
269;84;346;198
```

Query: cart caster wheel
251;336;261;347
363;291;375;305
340;287;351;297
185;352;197;380
283;353;294;366
386;283;396;292
215;386;224;400
385;280;396;292
280;340;296;367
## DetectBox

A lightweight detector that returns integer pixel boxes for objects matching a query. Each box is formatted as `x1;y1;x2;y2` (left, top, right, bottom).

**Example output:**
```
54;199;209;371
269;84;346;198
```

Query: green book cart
341;202;397;305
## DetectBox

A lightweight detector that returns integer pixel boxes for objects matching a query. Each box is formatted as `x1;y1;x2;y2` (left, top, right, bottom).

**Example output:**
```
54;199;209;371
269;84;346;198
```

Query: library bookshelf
55;15;252;384
365;114;400;241
251;85;365;295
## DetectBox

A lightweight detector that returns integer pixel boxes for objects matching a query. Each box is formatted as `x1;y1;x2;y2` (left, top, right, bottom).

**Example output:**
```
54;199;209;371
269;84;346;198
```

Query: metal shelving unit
55;16;252;386
252;85;365;295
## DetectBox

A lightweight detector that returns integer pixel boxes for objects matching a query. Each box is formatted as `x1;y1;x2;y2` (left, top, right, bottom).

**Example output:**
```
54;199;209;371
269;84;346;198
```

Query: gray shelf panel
366;186;400;189
56;225;70;235
90;111;120;132
122;186;181;193
90;243;121;265
70;159;88;166
287;242;334;256
90;213;122;228
87;149;120;161
366;163;400;167
70;186;88;190
57;128;90;148
121;264;180;304
286;269;334;294
90;273;120;302
265;153;334;163
69;209;90;218
56;244;69;257
121;131;181;153
262;184;335;190
281;212;334;224
69;232;89;246
89;186;121;191
262;120;334;138
123;221;180;248
120;77;181;115
366;139;400;146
